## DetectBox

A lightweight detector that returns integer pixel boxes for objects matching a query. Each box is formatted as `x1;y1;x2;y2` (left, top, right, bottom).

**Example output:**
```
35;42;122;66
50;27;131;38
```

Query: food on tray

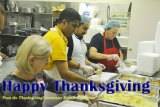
135;88;158;97
149;79;160;87
100;92;157;107
136;91;157;97
76;95;89;101
118;74;146;83
95;69;102;75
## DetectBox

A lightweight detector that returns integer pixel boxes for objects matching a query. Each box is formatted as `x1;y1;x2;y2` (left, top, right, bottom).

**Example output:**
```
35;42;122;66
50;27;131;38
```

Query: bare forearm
89;52;108;60
89;47;108;60
55;60;90;83
120;50;123;61
68;60;79;69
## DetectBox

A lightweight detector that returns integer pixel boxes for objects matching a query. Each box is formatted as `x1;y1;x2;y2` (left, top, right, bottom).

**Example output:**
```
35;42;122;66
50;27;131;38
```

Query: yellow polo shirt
43;26;68;70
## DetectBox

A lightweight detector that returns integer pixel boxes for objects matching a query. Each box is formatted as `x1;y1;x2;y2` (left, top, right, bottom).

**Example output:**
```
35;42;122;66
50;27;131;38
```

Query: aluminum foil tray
148;77;160;87
117;73;148;83
98;91;158;107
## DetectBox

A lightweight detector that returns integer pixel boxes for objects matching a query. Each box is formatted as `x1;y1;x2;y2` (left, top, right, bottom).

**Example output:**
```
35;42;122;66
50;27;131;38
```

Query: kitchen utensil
14;6;19;12
21;7;33;13
34;5;44;13
9;22;18;34
8;0;16;12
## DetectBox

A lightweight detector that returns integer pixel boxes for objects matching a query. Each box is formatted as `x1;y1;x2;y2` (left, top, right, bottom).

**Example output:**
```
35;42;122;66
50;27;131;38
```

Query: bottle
7;45;12;56
11;44;17;56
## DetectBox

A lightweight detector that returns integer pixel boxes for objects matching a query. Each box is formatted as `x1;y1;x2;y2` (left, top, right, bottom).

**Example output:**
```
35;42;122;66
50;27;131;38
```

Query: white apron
69;34;87;77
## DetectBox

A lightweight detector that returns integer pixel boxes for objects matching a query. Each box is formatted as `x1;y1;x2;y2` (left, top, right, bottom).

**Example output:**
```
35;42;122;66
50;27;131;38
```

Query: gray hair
15;35;52;73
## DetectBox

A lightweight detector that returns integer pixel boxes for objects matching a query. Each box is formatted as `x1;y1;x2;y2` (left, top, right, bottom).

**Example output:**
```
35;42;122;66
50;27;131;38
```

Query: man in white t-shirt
67;15;105;77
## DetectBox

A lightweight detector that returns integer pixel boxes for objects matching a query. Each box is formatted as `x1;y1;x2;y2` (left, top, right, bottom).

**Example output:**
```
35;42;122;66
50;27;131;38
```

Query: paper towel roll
155;21;160;54
137;41;155;54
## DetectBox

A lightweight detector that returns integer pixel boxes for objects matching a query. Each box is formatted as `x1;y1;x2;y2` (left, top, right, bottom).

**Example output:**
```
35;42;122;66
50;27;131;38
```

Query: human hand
95;69;102;75
116;59;125;68
107;54;120;61
90;63;106;70
79;64;95;76
77;91;98;104
86;91;98;104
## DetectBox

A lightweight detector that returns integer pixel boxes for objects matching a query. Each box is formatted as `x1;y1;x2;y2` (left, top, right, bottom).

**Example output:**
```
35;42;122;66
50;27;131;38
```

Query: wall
127;0;160;59
69;2;109;25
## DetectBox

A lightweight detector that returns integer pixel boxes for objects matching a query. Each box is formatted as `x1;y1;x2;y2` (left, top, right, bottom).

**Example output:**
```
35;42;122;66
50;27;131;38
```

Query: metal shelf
0;33;27;38
5;11;53;15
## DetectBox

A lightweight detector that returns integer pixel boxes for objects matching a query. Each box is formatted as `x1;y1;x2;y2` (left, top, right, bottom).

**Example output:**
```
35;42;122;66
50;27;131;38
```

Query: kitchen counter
0;57;16;82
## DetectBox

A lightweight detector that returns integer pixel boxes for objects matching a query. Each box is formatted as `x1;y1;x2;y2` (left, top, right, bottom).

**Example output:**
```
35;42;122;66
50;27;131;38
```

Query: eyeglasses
110;30;118;37
35;57;50;64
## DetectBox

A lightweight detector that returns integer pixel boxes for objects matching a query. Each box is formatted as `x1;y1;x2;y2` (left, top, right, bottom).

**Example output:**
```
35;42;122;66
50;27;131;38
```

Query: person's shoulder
92;33;103;40
43;30;66;46
43;30;60;40
3;74;14;81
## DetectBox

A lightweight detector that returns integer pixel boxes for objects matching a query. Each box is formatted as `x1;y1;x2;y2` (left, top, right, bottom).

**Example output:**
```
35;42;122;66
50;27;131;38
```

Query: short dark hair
0;4;5;15
58;8;81;23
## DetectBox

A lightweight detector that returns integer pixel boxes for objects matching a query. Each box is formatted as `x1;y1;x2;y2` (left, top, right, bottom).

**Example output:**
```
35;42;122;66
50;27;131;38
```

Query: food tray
148;77;160;87
88;72;118;83
112;81;159;98
98;91;158;107
117;73;148;83
114;74;159;98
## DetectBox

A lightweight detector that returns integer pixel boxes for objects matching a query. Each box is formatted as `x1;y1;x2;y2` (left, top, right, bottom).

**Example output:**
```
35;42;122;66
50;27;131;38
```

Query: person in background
1;35;53;107
0;4;8;58
43;8;99;83
67;15;105;77
89;21;123;72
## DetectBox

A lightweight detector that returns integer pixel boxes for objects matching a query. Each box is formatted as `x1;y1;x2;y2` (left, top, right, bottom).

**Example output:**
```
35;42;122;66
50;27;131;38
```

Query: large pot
34;5;44;13
9;22;18;34
20;7;33;13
